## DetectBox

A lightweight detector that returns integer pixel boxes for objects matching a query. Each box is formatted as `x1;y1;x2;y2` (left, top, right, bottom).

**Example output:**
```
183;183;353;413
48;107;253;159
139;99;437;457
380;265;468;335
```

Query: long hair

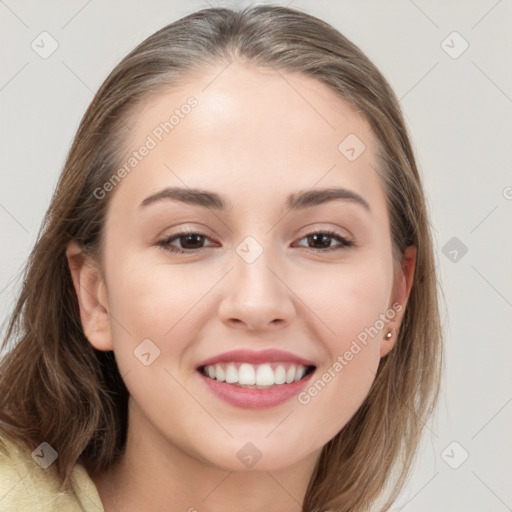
0;6;443;511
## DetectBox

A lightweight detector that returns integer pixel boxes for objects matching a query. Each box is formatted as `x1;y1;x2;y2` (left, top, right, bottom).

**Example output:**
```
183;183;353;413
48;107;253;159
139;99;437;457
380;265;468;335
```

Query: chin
195;435;314;473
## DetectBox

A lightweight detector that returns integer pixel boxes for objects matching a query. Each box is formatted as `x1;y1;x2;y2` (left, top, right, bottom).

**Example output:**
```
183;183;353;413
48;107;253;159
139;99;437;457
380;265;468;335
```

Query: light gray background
1;1;511;511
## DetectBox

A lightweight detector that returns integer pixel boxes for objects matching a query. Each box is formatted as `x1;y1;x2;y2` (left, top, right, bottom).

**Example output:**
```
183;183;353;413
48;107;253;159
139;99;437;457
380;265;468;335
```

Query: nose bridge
218;234;295;329
236;235;279;295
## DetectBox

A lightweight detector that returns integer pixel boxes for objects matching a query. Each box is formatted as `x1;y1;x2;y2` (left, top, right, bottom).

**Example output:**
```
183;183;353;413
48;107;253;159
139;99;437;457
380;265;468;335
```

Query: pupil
180;234;334;250
183;234;203;249
309;234;330;248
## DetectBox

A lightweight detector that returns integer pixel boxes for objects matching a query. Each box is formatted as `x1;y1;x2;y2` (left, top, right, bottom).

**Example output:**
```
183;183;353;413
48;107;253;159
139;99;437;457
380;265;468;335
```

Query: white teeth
256;363;275;386
274;365;286;385
294;366;306;382
238;363;256;385
225;363;237;384
202;362;312;387
285;365;296;384
215;364;225;382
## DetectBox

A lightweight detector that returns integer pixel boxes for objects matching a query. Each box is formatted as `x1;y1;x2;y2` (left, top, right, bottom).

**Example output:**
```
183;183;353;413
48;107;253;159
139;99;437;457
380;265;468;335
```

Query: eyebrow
139;186;370;212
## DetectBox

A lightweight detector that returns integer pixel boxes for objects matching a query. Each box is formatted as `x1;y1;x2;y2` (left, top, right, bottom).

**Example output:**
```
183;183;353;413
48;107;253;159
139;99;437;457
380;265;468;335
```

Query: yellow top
0;435;104;511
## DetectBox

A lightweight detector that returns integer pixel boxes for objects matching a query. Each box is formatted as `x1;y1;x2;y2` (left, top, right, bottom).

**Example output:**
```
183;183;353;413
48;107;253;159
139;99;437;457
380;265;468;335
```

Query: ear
380;245;416;357
66;241;113;351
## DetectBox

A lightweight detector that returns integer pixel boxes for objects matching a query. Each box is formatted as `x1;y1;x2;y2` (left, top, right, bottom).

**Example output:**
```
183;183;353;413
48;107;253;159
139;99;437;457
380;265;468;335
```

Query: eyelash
157;229;354;255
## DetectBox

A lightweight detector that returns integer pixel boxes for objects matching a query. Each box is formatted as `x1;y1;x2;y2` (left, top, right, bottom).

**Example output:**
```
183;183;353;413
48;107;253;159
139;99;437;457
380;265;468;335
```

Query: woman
0;5;442;511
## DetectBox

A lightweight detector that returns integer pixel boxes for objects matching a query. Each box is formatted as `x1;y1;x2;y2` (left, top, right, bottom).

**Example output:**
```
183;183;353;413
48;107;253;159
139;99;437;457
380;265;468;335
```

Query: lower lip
198;370;315;409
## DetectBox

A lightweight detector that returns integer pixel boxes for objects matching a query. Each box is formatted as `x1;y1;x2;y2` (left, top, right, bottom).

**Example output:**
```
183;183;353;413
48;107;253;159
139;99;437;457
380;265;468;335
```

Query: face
69;62;414;472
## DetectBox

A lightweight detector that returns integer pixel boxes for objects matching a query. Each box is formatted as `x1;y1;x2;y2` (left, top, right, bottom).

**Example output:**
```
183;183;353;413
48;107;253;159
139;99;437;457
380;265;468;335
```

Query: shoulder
0;434;104;511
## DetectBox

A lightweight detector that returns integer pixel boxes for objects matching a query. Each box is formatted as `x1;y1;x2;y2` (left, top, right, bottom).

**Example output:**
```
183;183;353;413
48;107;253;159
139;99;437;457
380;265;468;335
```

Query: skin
67;61;415;512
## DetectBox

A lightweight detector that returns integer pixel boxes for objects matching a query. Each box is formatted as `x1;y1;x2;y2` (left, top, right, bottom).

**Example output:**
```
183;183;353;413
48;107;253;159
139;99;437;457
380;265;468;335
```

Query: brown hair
0;5;443;511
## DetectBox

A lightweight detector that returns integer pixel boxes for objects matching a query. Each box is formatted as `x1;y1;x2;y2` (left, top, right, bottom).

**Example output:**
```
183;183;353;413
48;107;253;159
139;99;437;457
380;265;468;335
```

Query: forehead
109;61;385;215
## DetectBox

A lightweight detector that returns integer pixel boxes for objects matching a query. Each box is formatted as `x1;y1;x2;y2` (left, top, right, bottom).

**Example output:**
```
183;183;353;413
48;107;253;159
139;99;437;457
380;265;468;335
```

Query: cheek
102;255;210;431
293;257;392;434
102;250;194;364
301;256;393;347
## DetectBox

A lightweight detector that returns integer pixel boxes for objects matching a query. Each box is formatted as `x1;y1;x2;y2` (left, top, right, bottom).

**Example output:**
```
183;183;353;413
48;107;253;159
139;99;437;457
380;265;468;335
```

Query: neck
90;400;321;512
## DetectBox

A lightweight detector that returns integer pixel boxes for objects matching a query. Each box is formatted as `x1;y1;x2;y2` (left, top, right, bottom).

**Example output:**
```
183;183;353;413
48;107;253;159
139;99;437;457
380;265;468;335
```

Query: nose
217;246;296;331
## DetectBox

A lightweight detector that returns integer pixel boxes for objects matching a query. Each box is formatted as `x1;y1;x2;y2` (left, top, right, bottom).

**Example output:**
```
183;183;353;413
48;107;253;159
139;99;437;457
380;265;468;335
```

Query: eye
157;229;354;255
294;230;353;252
157;231;216;254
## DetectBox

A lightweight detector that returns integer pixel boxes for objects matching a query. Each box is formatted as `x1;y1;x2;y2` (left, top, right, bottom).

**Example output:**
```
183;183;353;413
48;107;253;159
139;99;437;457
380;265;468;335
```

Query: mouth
197;362;316;390
195;348;318;408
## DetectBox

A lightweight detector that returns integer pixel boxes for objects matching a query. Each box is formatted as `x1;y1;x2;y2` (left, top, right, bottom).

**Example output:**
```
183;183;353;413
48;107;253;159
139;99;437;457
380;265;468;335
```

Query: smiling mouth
198;362;316;389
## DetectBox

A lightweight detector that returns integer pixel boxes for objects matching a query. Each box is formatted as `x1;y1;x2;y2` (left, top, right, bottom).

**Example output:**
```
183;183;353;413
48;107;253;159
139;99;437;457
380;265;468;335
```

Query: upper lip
196;349;316;369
